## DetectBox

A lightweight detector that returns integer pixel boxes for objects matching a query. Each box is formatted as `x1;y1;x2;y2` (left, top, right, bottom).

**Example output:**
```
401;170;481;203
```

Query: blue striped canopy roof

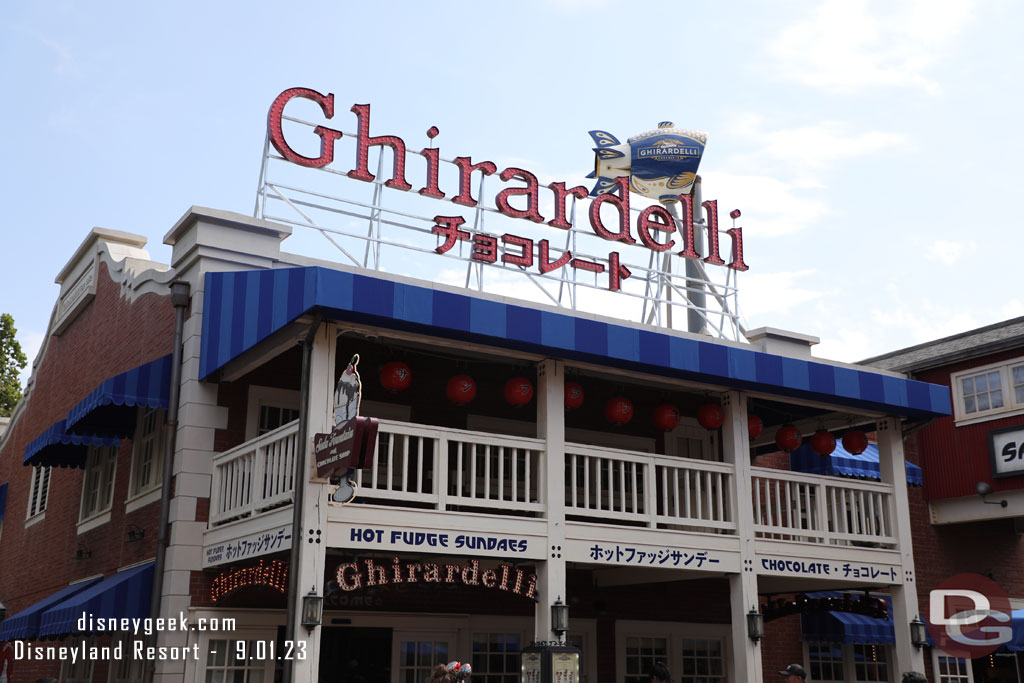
790;442;923;486
200;267;951;419
801;592;895;644
0;482;6;520
38;562;154;638
0;576;103;641
23;419;120;468
65;354;172;437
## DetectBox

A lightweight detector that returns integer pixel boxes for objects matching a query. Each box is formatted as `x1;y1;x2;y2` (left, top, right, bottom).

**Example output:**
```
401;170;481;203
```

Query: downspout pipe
143;280;190;683
283;315;323;683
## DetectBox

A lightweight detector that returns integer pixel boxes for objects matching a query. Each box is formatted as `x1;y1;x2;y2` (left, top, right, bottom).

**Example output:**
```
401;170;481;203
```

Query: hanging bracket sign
313;354;379;480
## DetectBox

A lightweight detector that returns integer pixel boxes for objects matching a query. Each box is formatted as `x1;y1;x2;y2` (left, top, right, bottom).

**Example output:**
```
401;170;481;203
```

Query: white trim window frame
128;407;165;500
80;445;117;522
200;632;278;683
952;356;1024;425
615;620;730;683
802;643;894;683
26;465;51;521
392;629;459;683
245;386;301;441
931;650;974;683
62;637;95;683
109;635;145;683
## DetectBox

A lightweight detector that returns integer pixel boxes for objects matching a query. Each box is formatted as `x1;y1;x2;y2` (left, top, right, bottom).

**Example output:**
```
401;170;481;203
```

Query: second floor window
27;466;50;518
81;446;117;521
131;408;165;497
952;357;1024;422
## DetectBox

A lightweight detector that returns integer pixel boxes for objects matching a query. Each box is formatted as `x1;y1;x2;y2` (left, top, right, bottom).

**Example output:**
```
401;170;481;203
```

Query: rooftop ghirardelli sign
260;88;747;339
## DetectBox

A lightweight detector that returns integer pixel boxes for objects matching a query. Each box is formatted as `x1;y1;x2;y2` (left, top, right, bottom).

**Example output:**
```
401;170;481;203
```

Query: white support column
288;324;335;683
877;416;925;674
721;391;763;683
535;359;567;642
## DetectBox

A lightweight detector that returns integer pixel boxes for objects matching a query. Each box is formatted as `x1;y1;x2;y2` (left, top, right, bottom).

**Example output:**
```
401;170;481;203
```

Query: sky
3;0;1023;384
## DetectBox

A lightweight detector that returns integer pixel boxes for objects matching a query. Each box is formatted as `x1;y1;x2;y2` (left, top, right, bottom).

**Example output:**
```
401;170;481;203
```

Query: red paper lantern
446;374;477;405
605;396;634;425
504;377;534;406
747;413;764;440
653;404;681;431
842;430;869;455
697;403;725;430
810;429;837;456
775;424;802;452
564;381;584;410
379;361;412;393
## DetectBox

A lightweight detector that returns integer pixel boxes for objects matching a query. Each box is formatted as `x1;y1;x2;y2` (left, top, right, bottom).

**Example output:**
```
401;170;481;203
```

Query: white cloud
737;269;824;320
924;239;976;265
765;0;978;94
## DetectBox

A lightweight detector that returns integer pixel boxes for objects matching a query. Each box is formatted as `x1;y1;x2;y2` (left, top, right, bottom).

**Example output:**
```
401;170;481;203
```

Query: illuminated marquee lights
267;88;749;296
211;559;289;603
335;557;537;601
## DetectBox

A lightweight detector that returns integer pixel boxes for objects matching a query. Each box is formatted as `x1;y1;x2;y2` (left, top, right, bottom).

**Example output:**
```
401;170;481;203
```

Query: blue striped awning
1006;610;1024;651
790;442;923;486
801;592;894;645
0;576;103;641
23;420;120;468
199;267;951;419
0;482;7;520
65;355;172;438
37;562;154;639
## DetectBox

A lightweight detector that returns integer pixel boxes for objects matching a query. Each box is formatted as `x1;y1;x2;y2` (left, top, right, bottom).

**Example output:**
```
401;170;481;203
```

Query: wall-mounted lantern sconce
976;481;1008;507
301;590;323;631
910;616;928;648
746;609;765;642
551;598;569;638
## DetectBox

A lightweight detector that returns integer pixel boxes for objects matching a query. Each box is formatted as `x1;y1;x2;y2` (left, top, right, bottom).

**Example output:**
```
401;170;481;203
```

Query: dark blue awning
0;577;103;641
38;562;154;639
790;442;923;486
23;420;120;468
65;355;172;438
801;592;894;645
1006;610;1024;651
0;482;7;520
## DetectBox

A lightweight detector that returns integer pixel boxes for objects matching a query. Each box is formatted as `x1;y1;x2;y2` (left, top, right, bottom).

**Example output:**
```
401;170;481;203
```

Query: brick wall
0;259;173;683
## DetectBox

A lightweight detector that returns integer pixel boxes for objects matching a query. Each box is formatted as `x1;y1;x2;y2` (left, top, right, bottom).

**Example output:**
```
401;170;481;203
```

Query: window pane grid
680;638;724;683
961;370;1005;415
472;632;521;683
399;639;450;683
852;644;888;682
205;639;266;683
624;636;667;683
808;644;844;682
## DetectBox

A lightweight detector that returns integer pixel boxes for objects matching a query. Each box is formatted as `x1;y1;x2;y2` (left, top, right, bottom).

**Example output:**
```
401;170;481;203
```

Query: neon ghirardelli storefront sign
334;557;537;601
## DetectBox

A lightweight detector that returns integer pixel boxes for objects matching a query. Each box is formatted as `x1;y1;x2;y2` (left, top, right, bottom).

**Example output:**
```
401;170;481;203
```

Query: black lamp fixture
301;589;324;631
976;481;1008;508
126;524;145;542
910;616;928;648
73;543;91;560
551;597;569;638
746;608;765;643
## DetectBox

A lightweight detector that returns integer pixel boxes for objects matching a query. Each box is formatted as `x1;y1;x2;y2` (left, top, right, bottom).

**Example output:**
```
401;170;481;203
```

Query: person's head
902;673;927;683
778;664;807;682
427;665;453;683
648;661;671;683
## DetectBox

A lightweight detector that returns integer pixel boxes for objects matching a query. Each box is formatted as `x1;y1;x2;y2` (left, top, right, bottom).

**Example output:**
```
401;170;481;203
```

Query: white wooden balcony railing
210;420;299;526
750;466;896;548
565;443;737;533
207;419;898;551
353;420;546;514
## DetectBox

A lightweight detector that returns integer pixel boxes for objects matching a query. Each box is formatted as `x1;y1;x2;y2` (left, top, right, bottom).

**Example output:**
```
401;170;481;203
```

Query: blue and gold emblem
586;122;707;204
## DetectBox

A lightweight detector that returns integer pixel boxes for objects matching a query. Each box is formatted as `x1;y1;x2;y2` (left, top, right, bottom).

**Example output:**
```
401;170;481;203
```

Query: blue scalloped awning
199;267;951;419
23;419;120;468
0;482;7;520
801;592;895;645
0;576;103;641
65;354;172;437
38;562;154;638
790;442;923;486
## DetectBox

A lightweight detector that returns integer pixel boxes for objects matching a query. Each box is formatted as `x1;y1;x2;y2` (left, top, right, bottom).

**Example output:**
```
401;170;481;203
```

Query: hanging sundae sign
313;354;378;481
266;88;748;297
